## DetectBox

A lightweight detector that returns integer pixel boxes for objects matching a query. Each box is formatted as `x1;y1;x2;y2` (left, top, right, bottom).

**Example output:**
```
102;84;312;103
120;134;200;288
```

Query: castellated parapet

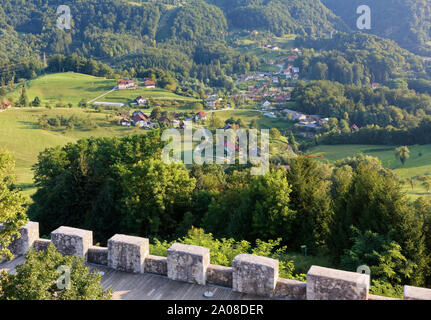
8;221;39;256
233;254;278;296
51;226;93;260
307;265;370;300
108;234;149;273
4;221;431;300
167;243;210;285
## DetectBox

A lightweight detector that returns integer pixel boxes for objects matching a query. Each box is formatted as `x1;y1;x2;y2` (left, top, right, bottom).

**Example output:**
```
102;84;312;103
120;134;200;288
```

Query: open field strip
309;144;431;200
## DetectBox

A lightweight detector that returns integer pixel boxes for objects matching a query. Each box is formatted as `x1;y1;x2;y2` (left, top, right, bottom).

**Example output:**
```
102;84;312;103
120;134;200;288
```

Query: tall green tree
0;149;28;261
0;245;111;300
18;85;28;107
29;132;166;241
286;155;333;252
395;146;410;166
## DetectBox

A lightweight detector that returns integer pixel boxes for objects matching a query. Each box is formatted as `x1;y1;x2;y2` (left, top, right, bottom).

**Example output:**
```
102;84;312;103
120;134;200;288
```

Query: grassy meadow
9;73;116;105
0;107;147;196
308;144;431;201
100;87;197;103
7;73;197;106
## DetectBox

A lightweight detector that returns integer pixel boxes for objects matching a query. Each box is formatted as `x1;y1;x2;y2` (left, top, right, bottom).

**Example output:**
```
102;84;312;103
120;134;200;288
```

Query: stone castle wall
6;221;431;300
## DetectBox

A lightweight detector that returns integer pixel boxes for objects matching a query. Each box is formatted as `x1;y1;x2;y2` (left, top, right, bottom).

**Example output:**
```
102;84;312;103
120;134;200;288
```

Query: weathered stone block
8;221;40;256
34;239;51;252
274;278;306;300
232;254;278;296
307;265;369;300
167;243;210;285
108;234;149;273
51;226;93;259
88;246;108;266
206;264;233;288
145;255;168;276
404;285;431;300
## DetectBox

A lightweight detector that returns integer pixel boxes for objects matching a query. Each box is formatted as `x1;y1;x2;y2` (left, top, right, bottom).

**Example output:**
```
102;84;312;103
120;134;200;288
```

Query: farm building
194;111;207;122
143;78;156;89
120;118;131;126
118;80;138;90
131;111;150;127
93;102;125;107
135;96;147;105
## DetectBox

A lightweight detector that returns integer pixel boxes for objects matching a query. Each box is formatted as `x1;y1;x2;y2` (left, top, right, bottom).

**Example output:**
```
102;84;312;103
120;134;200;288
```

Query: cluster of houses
205;95;223;109
117;78;156;90
261;104;330;132
119;110;208;129
234;55;302;105
0;99;11;111
261;44;279;51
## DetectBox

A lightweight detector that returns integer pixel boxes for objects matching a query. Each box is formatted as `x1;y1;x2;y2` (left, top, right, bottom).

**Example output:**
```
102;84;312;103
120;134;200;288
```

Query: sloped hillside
322;0;431;54
206;0;349;36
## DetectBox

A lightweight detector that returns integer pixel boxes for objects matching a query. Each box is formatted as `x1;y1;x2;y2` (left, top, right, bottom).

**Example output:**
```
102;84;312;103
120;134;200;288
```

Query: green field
9;73;116;105
7;73;196;106
0;107;145;196
100;88;197;103
309;144;431;200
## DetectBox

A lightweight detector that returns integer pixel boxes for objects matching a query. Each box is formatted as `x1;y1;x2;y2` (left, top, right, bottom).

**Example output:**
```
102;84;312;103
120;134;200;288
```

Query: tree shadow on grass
18;121;39;130
15;182;36;192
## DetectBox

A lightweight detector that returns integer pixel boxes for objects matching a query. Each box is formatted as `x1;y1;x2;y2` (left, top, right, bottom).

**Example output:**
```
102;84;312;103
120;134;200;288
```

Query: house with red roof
1;99;11;110
143;78;156;89
194;111;207;122
120;118;131;126
131;111;150;127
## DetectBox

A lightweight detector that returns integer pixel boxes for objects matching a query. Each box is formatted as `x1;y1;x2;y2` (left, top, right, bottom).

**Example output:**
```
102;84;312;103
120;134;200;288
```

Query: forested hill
204;0;348;36
321;0;431;55
2;0;431;86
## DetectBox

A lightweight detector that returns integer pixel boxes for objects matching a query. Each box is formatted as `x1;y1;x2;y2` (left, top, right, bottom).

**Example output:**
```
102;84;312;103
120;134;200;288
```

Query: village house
1;99;11;111
274;93;291;103
143;78;156;89
117;80;138;90
261;100;271;109
135;96;147;105
206;95;221;109
194;111;207;122
120;118;131;127
131;111;150;127
295;121;320;130
282;109;307;121
351;124;360;132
